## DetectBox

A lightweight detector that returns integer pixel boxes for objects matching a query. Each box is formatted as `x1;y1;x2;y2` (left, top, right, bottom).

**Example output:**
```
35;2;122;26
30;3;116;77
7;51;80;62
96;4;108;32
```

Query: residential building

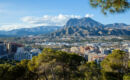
6;42;23;54
14;47;41;61
70;47;80;53
128;47;130;59
88;53;107;64
0;42;7;55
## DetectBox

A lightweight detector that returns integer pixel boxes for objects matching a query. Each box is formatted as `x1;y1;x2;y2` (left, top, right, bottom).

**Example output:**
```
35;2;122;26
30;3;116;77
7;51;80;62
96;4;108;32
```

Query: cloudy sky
0;0;130;31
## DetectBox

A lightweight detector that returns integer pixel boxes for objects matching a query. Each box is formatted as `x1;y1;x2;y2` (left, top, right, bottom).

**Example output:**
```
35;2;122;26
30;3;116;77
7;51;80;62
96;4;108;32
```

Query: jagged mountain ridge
51;17;130;38
65;17;104;27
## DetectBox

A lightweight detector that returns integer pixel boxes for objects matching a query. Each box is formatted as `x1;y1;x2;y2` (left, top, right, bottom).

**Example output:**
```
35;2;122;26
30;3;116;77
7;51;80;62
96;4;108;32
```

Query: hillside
51;17;130;38
0;26;61;37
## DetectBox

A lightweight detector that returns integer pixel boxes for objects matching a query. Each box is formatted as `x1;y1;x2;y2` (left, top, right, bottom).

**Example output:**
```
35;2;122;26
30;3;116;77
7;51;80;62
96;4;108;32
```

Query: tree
16;59;36;80
55;51;86;80
0;60;36;80
123;60;130;80
0;63;12;80
78;61;101;80
0;63;26;80
89;0;130;14
101;50;129;80
28;48;86;80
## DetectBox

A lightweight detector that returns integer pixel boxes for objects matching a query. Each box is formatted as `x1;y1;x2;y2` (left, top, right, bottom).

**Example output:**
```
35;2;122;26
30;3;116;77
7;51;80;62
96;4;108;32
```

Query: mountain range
0;26;61;37
0;17;130;37
51;17;130;38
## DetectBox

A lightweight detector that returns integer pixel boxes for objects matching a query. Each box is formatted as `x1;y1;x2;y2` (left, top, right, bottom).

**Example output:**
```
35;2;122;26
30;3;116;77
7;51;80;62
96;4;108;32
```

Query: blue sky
0;0;130;30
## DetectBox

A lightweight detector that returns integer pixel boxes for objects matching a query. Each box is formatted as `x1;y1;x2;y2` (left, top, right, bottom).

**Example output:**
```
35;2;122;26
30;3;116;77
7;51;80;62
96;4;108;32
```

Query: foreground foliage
90;0;130;14
101;50;130;80
0;49;129;80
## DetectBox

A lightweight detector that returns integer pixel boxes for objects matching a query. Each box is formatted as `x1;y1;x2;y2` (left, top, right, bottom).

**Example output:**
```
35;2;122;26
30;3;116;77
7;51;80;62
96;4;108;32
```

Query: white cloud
21;14;81;26
85;14;94;18
0;14;94;31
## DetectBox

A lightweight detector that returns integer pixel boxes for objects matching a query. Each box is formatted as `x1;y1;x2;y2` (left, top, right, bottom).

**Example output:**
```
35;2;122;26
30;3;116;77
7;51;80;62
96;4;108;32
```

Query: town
0;40;130;64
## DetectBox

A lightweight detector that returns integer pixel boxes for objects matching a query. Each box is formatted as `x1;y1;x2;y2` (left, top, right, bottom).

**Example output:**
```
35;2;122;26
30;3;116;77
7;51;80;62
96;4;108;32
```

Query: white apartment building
14;47;41;61
128;47;130;59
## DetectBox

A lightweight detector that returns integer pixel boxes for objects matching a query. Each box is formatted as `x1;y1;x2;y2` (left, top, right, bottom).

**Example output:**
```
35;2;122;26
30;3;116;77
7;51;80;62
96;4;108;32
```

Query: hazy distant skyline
0;0;130;31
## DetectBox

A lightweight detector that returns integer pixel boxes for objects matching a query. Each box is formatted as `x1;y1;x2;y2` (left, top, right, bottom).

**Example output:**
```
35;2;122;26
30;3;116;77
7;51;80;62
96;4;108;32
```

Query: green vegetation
0;49;129;80
90;0;130;14
101;50;130;80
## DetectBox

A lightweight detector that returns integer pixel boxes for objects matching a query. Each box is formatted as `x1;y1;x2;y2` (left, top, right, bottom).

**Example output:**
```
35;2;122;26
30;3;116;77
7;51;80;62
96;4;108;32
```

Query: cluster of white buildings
14;47;41;61
68;42;130;63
